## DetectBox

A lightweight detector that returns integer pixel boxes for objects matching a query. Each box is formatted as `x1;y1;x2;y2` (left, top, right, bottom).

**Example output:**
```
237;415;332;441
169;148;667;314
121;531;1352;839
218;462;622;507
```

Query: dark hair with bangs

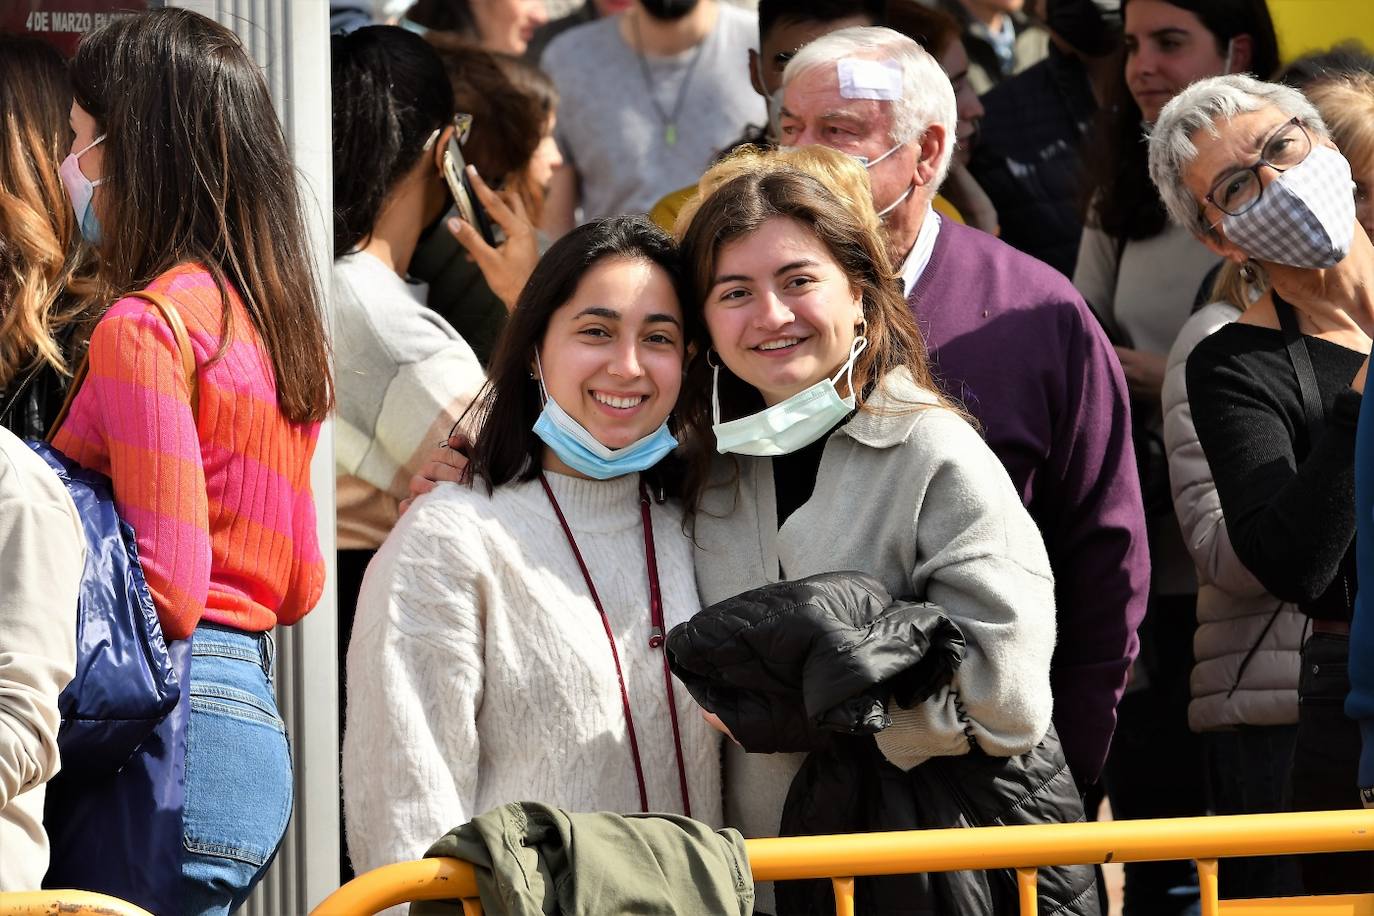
464;215;692;492
70;7;333;422
676;166;950;513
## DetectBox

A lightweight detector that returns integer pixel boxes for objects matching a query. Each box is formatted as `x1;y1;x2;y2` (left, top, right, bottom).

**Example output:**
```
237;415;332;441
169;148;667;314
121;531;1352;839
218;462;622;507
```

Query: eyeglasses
1200;117;1312;227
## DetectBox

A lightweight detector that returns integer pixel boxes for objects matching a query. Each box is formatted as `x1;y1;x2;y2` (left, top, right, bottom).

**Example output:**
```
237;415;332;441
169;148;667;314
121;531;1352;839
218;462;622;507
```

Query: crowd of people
1;0;1372;914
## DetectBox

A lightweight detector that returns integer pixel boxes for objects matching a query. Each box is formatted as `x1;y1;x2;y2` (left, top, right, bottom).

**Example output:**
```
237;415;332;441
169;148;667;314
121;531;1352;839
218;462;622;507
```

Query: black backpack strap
1273;291;1324;446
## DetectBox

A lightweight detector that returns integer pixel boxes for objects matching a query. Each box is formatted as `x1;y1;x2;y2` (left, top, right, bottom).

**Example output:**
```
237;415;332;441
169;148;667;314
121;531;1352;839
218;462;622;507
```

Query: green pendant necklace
631;10;707;148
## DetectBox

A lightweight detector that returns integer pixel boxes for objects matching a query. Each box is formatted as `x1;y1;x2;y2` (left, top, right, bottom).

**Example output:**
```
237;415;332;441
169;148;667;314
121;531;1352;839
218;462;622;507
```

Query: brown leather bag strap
47;290;200;441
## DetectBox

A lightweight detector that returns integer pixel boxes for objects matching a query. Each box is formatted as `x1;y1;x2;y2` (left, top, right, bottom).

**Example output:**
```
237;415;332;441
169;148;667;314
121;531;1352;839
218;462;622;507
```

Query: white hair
783;25;958;187
1147;73;1329;233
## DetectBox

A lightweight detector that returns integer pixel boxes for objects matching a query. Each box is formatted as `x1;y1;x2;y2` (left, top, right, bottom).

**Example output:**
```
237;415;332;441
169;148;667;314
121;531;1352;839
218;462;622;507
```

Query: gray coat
692;371;1056;916
1163;303;1302;731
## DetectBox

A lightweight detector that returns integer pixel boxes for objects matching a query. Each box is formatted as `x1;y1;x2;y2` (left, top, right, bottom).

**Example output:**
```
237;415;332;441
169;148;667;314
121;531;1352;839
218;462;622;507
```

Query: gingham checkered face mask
1222;144;1357;269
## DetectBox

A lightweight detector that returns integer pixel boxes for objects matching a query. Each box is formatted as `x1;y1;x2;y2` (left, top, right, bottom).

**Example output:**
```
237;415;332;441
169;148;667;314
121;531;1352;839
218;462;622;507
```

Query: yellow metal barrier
311;810;1374;916
0;891;155;916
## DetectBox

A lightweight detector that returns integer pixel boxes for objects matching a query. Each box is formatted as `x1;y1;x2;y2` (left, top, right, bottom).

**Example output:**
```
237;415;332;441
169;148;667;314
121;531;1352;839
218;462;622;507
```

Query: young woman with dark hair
343;216;721;875
329;27;486;688
49;8;332;912
0;35;97;439
1073;2;1279;909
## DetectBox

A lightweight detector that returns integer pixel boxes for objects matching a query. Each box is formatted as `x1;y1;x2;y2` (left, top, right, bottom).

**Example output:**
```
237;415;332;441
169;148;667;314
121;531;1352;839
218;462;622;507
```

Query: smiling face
1124;0;1232;123
473;0;548;56
705;216;864;407
537;256;684;471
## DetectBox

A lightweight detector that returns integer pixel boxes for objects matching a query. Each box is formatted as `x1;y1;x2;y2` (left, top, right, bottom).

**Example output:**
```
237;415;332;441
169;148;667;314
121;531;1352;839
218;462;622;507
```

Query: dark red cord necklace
538;472;692;816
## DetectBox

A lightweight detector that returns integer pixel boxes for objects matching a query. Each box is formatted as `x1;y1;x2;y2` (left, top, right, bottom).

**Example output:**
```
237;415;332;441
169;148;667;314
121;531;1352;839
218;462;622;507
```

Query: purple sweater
908;220;1149;786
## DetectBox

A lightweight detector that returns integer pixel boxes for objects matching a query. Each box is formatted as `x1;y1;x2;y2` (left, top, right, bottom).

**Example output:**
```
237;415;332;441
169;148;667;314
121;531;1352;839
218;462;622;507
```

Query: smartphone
441;133;497;247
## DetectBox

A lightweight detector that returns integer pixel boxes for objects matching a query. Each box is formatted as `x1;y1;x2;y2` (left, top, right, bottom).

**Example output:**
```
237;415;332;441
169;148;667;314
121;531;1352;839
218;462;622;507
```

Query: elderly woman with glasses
1148;72;1374;894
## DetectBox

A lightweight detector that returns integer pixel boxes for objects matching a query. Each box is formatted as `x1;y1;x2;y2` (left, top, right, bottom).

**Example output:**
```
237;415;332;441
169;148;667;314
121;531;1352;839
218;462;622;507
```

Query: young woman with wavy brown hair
0;34;95;439
675;148;1088;913
47;9;333;913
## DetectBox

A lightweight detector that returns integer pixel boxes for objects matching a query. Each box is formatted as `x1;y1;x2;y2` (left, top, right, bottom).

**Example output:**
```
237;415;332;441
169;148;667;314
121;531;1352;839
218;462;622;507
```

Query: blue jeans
181;624;294;915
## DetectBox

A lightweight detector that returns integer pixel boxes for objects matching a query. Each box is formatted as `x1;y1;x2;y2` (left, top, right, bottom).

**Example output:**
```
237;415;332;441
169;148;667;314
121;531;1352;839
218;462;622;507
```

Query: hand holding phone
442;134;497;247
444;163;541;313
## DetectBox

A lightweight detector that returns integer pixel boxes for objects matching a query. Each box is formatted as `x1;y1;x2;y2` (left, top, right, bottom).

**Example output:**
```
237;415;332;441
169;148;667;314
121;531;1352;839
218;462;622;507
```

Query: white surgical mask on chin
711;335;868;457
1221;145;1358;270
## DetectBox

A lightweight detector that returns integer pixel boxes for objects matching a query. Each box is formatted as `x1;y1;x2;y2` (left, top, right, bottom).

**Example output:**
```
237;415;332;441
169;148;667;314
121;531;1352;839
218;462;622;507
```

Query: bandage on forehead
836;58;904;101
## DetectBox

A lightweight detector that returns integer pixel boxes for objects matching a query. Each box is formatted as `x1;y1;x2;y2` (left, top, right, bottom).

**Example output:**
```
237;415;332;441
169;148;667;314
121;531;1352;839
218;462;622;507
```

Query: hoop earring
1239;260;1258;285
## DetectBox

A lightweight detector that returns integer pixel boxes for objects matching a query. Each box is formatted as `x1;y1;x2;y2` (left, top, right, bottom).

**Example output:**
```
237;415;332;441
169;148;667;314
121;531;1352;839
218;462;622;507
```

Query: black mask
1045;0;1122;58
639;0;700;21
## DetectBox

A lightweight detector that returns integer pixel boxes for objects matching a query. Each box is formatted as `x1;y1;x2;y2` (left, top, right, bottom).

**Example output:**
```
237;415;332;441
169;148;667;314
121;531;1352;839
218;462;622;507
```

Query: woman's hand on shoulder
447;166;539;313
400;432;472;515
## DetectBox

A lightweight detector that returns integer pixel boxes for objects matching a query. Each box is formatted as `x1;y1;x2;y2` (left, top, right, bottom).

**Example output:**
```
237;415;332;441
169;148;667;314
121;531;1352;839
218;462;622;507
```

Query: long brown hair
676;156;952;511
70;8;333;422
424;34;559;225
0;34;94;389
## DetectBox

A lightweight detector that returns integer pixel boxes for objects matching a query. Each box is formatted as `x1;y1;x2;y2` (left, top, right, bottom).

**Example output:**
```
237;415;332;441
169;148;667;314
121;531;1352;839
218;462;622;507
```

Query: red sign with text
1;1;152;57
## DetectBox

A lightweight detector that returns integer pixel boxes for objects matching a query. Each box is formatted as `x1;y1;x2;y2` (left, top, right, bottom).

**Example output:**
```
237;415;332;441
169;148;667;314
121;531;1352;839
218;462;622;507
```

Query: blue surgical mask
58;134;107;245
531;352;679;479
712;336;868;457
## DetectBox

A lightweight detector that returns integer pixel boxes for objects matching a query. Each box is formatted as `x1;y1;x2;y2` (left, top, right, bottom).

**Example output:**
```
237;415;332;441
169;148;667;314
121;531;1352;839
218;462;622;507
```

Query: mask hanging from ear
530;351;679;479
712;336;868;456
58;134;107;245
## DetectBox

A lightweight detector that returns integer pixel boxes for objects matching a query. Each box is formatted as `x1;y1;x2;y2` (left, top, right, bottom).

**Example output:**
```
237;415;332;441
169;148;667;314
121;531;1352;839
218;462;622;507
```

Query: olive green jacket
414;802;753;916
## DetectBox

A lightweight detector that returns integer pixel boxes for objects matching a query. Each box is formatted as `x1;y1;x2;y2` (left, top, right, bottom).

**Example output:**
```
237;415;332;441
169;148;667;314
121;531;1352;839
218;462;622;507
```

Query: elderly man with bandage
776;26;1149;793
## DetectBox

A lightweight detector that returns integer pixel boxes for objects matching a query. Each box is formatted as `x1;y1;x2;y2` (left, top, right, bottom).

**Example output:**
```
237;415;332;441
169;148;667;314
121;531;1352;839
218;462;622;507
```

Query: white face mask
711;336;868;457
1221;145;1358;270
850;143;914;219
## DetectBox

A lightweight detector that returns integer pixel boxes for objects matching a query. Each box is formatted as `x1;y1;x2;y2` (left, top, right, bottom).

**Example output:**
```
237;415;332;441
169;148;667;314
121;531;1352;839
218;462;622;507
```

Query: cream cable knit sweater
343;471;722;876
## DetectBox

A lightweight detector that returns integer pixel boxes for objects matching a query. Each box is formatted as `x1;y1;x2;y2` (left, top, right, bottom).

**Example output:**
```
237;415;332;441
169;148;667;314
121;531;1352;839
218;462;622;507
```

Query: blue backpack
26;440;179;775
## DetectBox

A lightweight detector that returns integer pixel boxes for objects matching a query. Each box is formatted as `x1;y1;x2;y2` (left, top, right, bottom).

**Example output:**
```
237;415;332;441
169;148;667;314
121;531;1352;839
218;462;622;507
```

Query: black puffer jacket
667;572;1099;916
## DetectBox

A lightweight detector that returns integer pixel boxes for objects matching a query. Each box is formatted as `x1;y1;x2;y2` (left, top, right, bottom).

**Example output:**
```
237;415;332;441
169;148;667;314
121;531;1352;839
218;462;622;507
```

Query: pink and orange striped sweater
52;264;325;640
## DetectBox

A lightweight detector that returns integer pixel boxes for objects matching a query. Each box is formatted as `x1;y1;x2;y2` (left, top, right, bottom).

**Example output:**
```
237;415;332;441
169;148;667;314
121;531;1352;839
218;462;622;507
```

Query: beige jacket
1163;303;1302;731
0;427;82;889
